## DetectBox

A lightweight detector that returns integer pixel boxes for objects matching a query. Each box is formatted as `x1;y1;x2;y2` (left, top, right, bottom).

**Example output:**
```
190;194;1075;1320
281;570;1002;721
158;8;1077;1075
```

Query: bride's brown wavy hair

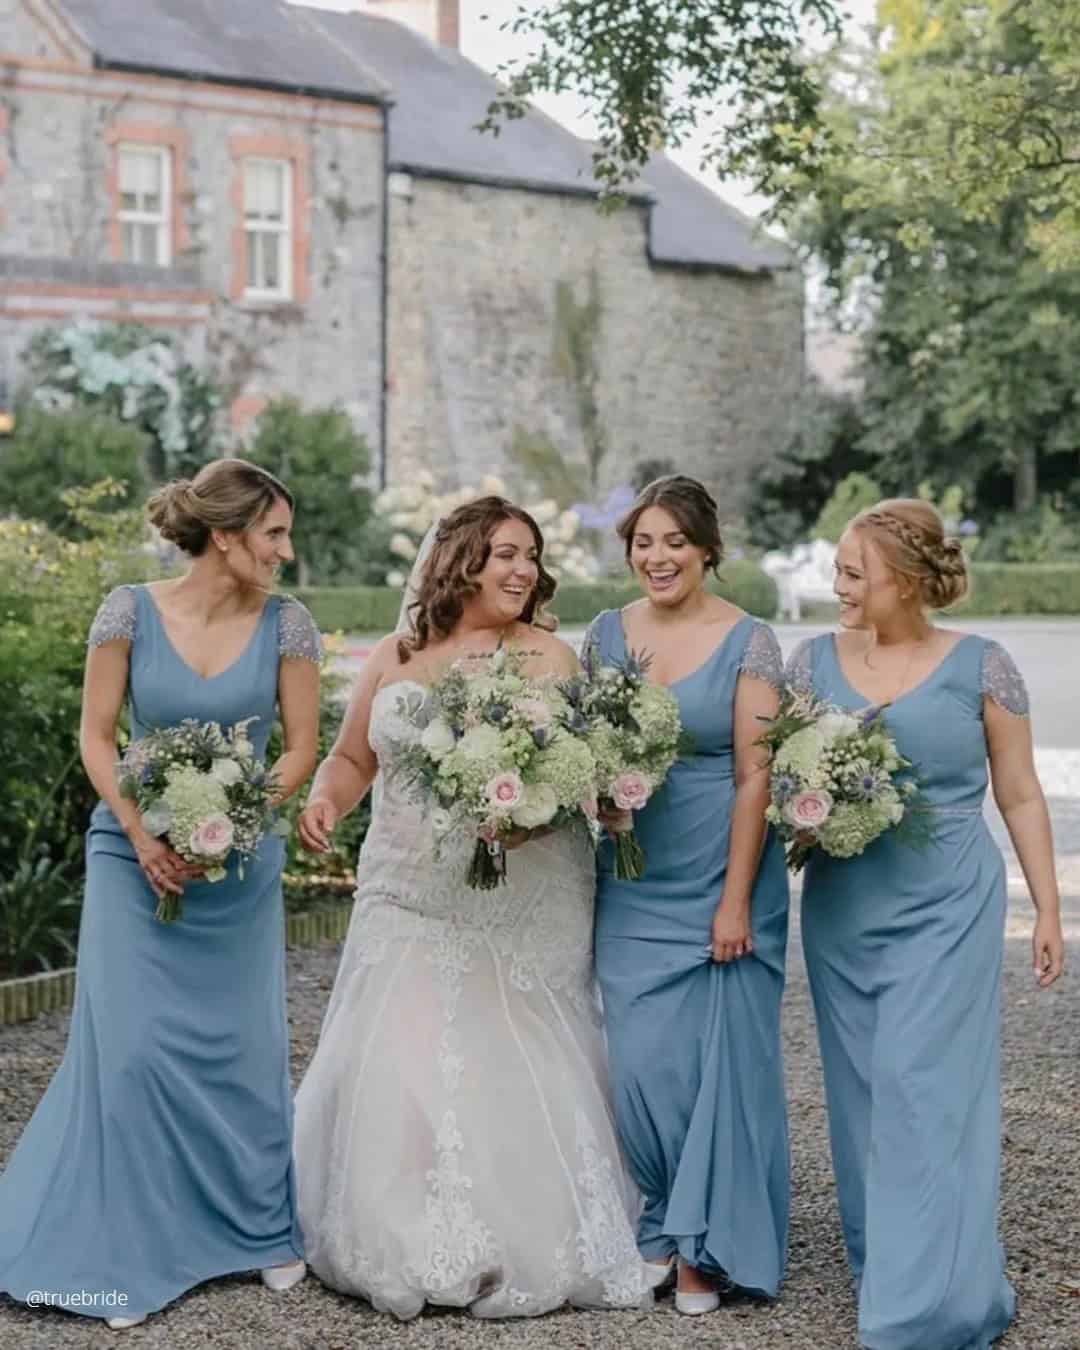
397;496;558;662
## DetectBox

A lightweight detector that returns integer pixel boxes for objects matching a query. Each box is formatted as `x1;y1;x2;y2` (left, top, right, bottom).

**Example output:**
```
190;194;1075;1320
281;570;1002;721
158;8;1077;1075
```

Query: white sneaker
260;1259;306;1292
674;1288;720;1316
106;1314;148;1330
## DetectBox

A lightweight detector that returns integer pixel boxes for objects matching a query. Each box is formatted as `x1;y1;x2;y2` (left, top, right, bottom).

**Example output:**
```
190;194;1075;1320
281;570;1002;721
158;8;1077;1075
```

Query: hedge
297;560;778;634
962;564;1080;616
296;563;1080;635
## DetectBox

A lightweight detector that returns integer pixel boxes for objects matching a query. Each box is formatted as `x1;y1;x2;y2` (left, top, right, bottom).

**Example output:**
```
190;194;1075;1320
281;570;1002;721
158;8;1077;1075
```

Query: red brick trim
5;280;214;303
229;134;311;305
105;123;193;264
2;307;206;326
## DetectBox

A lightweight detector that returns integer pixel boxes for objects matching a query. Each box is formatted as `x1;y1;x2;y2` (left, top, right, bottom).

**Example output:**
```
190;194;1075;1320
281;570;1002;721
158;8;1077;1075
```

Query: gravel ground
1;883;1076;1350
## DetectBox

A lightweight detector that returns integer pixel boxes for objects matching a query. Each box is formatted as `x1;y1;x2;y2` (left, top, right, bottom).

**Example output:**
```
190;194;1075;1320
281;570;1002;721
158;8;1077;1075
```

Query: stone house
0;0;804;509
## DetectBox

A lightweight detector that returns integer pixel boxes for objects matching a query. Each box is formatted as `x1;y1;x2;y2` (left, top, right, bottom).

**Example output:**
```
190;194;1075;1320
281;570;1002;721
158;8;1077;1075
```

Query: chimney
354;1;461;49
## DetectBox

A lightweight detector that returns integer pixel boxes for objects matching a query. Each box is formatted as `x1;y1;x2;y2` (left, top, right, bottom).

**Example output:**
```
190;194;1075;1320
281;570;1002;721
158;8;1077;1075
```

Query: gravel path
1;883;1076;1350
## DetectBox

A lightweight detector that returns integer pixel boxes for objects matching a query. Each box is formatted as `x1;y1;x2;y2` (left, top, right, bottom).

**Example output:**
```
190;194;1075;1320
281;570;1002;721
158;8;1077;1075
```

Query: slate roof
54;0;795;273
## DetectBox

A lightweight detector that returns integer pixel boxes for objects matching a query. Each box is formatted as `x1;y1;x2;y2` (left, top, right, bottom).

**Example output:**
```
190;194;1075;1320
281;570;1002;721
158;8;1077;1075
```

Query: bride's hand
501;826;555;851
597;805;633;837
298;798;339;854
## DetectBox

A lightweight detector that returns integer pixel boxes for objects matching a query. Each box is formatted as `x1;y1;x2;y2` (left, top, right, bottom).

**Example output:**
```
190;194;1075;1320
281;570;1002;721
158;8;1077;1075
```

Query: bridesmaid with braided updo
787;499;1065;1350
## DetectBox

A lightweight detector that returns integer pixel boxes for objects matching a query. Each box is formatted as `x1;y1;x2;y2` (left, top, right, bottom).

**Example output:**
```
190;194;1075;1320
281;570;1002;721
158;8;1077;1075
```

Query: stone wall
0;3;385;452
385;175;804;513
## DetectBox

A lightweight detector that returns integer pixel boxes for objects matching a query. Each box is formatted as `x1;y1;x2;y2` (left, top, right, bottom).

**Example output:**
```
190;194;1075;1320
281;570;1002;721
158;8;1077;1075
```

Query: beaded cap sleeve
278;596;324;663
87;585;137;647
981;640;1029;716
739;621;784;689
784;636;816;695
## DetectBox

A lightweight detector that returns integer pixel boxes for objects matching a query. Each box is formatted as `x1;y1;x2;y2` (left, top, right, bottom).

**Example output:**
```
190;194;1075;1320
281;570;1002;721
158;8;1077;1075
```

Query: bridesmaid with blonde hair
788;498;1065;1349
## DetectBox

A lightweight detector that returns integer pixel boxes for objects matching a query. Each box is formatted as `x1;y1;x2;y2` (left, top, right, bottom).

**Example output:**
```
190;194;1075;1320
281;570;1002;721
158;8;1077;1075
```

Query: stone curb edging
0;901;355;1027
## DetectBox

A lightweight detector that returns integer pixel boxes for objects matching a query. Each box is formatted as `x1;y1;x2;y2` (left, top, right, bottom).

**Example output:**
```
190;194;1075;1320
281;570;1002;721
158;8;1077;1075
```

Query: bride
293;496;647;1320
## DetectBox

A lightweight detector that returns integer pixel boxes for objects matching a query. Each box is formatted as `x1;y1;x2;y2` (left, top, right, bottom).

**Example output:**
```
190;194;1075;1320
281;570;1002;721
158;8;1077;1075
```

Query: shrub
0;483;158;975
24;320;221;478
267;635;369;908
0;408;148;534
246;399;375;586
962;564;1080;615
295;586;404;634
297;562;779;633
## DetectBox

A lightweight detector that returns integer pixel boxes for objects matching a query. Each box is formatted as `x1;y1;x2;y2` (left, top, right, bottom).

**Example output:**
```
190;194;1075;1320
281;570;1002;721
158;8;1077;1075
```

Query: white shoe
106;1314;148;1330
674;1288;720;1316
260;1259;306;1292
643;1256;676;1290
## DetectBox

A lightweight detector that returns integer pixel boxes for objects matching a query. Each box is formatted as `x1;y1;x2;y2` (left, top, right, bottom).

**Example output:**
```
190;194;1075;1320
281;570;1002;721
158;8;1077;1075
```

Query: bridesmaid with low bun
788;498;1065;1349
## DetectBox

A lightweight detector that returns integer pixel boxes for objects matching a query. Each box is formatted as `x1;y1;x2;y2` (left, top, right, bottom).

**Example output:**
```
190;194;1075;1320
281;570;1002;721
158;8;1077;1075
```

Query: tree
0;408;148;534
480;0;841;199
753;1;1080;265
246;399;374;586
782;37;1080;522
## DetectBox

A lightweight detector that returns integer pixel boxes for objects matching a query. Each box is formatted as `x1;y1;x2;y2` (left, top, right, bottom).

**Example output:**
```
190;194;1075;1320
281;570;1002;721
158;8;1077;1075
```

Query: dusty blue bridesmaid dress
0;583;322;1321
585;610;791;1297
788;632;1023;1350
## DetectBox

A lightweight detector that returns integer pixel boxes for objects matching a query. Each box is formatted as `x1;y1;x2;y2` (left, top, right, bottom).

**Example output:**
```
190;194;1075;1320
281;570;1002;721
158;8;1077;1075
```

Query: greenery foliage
813;473;885;545
0;483;155;977
245;398;375;586
479;0;841;201
0;408;148;535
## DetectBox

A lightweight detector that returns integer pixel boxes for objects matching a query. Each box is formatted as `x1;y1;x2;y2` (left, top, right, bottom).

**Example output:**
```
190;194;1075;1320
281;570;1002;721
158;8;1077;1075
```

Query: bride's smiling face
473;519;540;623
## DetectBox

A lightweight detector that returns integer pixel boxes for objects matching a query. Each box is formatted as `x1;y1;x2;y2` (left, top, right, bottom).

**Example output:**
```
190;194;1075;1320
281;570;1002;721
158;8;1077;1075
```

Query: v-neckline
615;609;751;690
141;585;273;683
830;631;975;710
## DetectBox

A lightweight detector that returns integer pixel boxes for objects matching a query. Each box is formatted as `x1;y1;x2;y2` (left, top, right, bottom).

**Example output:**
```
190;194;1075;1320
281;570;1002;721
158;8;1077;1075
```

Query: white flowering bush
374;472;598;585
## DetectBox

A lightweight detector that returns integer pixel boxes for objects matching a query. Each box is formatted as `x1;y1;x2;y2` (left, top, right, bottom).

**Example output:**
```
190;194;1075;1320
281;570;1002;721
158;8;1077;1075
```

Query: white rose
420;718;456;761
511;783;559;829
817;712;859;742
140;799;172;836
210;758;243;786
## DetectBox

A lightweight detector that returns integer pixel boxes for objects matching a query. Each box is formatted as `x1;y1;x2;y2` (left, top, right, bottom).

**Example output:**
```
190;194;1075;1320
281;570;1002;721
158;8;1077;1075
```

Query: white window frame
117;144;172;267
243;157;293;301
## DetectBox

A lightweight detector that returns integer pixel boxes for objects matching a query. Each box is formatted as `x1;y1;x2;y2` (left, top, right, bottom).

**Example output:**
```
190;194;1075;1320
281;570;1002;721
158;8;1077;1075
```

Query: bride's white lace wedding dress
293;680;648;1320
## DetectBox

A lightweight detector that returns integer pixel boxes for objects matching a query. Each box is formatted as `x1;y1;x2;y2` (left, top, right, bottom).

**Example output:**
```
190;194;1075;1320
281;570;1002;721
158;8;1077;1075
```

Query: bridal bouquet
756;692;928;872
117;717;284;921
575;649;687;881
394;649;597;889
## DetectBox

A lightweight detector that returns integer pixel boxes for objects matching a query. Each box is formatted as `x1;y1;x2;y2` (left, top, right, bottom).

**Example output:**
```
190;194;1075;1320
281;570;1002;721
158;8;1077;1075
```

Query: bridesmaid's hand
711;902;753;963
1033;913;1065;988
298;798;339;854
132;833;195;898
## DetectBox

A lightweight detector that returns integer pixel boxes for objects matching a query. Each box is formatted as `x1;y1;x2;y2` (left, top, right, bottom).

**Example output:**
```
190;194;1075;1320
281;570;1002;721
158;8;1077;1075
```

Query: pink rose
611;771;652;812
485;771;524;814
782;790;833;832
189;813;235;858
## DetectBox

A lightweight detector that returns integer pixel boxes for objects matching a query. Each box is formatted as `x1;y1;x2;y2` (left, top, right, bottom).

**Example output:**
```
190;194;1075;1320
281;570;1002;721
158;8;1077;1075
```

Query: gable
0;0;90;65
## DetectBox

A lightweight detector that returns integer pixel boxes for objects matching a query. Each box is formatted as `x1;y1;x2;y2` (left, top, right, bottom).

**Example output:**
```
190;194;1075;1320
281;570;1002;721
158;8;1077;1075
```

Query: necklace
862;630;932;705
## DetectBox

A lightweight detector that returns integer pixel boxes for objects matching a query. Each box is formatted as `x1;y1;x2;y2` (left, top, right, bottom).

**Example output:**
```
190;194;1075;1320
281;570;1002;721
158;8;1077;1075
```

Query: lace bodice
341;681;598;1007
